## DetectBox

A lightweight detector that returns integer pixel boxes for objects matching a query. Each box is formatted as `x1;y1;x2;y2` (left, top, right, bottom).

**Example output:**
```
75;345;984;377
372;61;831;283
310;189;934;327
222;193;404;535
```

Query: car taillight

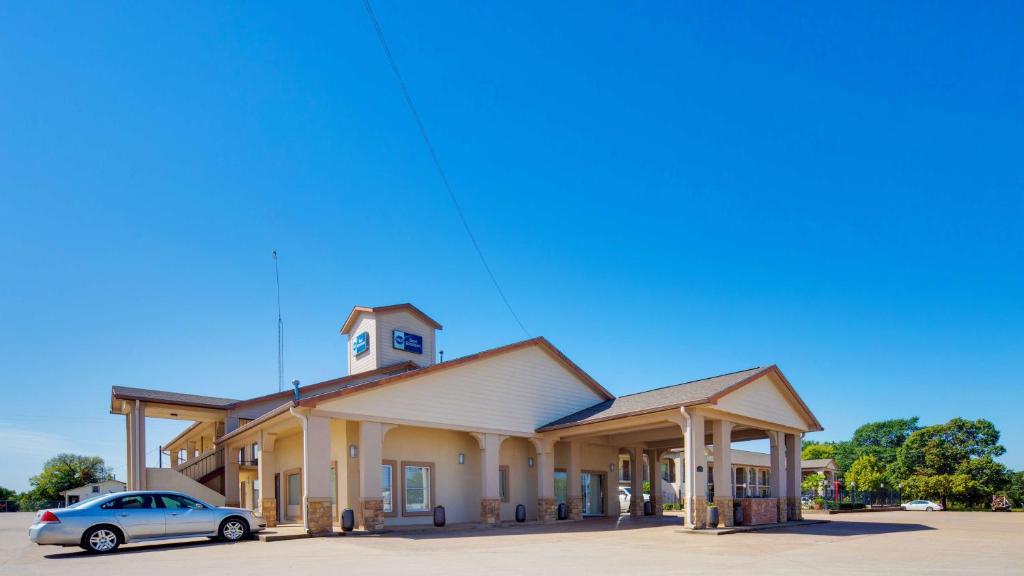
39;510;60;524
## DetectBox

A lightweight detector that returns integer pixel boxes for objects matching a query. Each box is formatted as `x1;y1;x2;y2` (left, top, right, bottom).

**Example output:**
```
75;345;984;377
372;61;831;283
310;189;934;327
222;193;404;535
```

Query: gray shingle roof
801;458;836;469
538;366;767;431
111;386;239;409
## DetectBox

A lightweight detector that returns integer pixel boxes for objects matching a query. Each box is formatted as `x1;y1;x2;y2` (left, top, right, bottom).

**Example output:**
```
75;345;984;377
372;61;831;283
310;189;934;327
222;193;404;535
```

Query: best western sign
392;330;423;354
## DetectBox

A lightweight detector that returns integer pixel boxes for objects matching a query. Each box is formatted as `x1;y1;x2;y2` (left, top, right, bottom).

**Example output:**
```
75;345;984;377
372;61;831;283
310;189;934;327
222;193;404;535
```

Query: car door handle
119;513;128;517
168;512;178;516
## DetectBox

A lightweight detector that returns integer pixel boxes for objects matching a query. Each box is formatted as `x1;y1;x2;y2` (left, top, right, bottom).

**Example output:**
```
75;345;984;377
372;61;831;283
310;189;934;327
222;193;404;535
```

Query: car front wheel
82;526;121;554
926;507;934;511
219;518;249;542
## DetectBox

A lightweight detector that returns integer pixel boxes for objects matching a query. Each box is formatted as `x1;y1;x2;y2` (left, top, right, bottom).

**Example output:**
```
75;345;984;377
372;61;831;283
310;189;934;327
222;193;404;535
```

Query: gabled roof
538;365;823;432
802;458;837;470
298;336;613;408
111;386;239;410
339;303;443;335
231;361;419;409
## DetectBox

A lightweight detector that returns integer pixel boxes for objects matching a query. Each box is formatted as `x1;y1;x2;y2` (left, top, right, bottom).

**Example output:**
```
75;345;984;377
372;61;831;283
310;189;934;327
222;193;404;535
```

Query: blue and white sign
352;331;370;355
392;330;423;354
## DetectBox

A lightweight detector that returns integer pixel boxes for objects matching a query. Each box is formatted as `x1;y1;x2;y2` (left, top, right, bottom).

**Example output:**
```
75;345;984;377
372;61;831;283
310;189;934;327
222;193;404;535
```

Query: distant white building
60;479;126;506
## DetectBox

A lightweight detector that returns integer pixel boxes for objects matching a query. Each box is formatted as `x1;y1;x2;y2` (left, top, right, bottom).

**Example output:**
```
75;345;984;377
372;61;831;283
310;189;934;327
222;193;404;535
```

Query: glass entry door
581;472;605;516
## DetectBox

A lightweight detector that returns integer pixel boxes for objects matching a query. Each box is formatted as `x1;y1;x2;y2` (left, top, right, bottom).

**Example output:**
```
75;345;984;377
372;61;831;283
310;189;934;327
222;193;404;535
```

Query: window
329;464;337;509
253;479;260;510
382;461;396;515
159;494;203;509
554;470;567;505
91;485;100;493
735;467;747;498
499;466;510;503
661;460;675;483
103;495;155;509
238;447;246;464
251;442;260;464
621;460;631;482
288;473;301;505
402;463;433;515
748;468;756;498
760;470;770;497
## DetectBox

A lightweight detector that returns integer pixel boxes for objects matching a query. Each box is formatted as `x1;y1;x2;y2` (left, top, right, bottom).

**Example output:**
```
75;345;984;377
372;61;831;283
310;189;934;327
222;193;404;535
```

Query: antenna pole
273;250;284;392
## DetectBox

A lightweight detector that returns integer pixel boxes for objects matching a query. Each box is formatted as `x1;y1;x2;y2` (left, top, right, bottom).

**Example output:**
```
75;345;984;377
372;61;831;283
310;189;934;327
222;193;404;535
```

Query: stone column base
261;498;277;528
787;497;802;520
568;496;583;520
360;497;385;532
687;498;708;529
537;498;557;522
713;497;734;527
777;498;788;523
305;497;333;535
481;498;502;525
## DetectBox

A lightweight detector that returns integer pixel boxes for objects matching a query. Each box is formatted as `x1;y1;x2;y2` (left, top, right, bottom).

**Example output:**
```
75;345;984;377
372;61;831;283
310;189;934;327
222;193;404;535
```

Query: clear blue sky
1;2;1021;492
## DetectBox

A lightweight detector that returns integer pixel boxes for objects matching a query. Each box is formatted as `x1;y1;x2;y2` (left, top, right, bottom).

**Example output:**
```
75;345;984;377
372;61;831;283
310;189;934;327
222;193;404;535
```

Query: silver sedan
28;491;265;553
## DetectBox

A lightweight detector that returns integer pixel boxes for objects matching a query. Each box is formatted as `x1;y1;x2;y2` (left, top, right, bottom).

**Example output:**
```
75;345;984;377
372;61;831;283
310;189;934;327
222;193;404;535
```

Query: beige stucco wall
499;437;539;521
317;345;606;435
381;425;482;525
554;442;620;516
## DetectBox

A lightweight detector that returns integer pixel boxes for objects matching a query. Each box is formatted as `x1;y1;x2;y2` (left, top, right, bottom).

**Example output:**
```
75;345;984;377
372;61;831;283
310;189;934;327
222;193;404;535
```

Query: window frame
498;465;510;503
400;461;435;517
382;459;397;517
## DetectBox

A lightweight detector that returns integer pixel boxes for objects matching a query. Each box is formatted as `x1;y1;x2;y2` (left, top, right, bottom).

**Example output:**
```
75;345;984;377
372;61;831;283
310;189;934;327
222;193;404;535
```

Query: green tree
802;443;836;461
957;457;1010;508
1006;471;1024;508
846;455;885;492
0;486;16;500
834;418;921;482
24;453;113;502
802;472;826;494
895;418;1006;509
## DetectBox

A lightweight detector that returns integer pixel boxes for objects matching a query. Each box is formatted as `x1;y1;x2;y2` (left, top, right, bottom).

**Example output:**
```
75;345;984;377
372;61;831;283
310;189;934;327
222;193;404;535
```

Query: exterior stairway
147;447;227;505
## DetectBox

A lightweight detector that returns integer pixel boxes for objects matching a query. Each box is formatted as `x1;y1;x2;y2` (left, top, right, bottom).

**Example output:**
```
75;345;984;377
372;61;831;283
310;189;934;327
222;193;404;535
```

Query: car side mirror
195;504;205;509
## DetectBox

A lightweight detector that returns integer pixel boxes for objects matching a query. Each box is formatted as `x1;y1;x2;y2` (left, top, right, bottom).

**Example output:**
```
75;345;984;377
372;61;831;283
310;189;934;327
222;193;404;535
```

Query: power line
361;0;530;337
273;250;284;392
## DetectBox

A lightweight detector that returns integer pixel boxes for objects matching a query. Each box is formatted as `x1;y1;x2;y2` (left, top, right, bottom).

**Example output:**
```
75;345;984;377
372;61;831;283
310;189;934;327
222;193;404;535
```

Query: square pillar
258;432;278;527
769;431;787;523
712;420;734;527
786;433;802;521
536;445;557;522
125;412;133;489
567;441;583;519
301;413;333;535
682;407;707;529
126;400;147;490
224;450;240;507
477;433;504;525
358;421;385;531
630;447;644;517
646;449;662;516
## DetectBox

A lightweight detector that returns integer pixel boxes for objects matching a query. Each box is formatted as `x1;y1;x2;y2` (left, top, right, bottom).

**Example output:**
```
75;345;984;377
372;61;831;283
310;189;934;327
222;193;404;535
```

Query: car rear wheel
82;526;121;554
926;506;934;511
219;517;248;542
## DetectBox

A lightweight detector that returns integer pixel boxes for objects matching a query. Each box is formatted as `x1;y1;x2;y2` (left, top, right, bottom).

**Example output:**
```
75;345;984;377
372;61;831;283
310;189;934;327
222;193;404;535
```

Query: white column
125;411;133;489
477;432;504;524
769;431;787;522
301;413;332;533
258;432;278;526
630;446;644;516
225;444;240;507
537;448;555;500
358;421;385;531
646;448;663;516
567;441;582;519
127;400;146;490
786;433;802;520
712;419;733;527
682;407;707;528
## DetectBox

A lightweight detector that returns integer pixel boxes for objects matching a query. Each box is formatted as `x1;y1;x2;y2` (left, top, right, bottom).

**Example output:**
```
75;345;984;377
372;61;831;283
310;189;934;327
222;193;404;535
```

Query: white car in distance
902;499;943;511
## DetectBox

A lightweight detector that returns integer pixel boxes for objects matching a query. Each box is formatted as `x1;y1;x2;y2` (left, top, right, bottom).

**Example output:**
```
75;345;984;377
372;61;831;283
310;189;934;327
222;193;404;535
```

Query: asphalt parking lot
3;511;1022;575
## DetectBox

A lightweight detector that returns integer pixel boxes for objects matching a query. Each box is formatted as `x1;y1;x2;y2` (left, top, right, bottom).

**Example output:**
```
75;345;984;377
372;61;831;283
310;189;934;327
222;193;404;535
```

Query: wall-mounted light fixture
527;457;535;468
609;463;617;472
349;444;358;459
458;453;465;465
